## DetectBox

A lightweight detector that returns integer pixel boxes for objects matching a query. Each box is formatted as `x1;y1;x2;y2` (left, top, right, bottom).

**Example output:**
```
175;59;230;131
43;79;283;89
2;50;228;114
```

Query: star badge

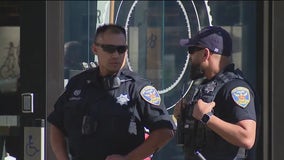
116;94;130;106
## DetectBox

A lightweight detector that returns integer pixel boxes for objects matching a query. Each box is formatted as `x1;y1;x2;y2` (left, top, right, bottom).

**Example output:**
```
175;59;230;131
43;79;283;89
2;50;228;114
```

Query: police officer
48;24;175;160
174;26;257;160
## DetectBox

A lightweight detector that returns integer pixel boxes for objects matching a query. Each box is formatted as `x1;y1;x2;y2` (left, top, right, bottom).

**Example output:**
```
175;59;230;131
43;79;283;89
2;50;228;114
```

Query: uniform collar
203;63;235;84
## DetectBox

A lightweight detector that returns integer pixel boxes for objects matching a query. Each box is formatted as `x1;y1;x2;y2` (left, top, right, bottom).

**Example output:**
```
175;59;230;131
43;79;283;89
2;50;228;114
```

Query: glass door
0;2;46;160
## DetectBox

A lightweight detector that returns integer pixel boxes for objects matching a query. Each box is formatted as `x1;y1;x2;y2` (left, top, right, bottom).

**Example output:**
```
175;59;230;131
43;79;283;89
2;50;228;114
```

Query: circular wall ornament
114;1;212;111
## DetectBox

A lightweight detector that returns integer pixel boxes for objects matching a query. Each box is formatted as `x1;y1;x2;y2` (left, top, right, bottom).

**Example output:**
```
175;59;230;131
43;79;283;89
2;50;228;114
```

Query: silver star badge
116;94;130;106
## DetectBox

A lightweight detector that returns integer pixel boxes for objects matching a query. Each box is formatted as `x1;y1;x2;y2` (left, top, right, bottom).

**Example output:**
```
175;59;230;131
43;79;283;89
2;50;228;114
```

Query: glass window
0;27;20;93
63;1;97;79
64;1;258;159
114;1;257;111
0;4;20;93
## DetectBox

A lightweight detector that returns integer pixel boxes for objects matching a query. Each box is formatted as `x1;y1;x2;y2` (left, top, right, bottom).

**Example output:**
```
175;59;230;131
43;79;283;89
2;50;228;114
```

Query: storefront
50;1;262;159
0;1;283;160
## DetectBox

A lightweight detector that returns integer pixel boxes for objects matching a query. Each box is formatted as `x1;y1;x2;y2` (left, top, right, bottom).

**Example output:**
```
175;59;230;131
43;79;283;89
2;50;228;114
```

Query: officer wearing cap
48;24;175;160
174;26;258;160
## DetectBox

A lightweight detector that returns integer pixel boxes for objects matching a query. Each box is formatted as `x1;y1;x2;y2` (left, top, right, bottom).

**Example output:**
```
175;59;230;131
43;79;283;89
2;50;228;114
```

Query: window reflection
115;1;213;110
63;0;257;117
64;41;84;79
0;26;20;93
64;1;97;80
63;1;257;159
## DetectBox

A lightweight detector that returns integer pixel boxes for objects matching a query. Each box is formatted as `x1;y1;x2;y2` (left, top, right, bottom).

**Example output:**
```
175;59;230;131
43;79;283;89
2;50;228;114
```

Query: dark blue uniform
183;64;257;160
47;67;175;160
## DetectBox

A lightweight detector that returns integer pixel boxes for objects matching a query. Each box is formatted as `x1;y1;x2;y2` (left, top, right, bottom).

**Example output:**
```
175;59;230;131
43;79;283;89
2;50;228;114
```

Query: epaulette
120;68;150;84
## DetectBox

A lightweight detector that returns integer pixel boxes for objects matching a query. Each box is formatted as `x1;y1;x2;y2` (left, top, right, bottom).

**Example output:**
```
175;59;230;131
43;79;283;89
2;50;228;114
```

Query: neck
204;56;231;79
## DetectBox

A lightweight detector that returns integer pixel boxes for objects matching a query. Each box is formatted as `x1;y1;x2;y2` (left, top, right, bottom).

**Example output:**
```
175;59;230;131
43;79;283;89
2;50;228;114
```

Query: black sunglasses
95;43;128;54
187;46;205;54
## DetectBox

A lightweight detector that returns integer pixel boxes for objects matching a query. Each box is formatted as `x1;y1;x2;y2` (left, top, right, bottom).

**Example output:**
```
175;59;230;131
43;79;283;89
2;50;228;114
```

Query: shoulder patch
140;86;161;106
231;87;250;108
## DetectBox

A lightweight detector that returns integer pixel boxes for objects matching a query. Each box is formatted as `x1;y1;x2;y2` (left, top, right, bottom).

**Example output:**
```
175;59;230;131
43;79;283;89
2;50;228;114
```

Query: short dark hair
94;24;126;43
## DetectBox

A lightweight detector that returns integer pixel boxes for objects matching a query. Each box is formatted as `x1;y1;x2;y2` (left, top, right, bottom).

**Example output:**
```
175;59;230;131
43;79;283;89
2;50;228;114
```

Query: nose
110;50;120;57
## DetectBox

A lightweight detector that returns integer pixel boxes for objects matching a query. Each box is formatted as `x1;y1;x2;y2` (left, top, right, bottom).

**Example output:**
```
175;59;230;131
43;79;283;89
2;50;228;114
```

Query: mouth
109;61;121;67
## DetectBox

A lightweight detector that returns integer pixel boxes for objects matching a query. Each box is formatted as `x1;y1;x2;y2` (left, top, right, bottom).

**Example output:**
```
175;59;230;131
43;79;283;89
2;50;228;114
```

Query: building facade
0;1;283;160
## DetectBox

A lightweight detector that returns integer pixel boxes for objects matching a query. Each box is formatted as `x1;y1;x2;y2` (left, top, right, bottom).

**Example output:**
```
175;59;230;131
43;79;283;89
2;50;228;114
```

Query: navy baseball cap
180;26;232;56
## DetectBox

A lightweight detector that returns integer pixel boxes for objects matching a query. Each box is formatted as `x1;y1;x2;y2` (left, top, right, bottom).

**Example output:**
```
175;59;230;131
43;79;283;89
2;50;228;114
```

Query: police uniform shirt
47;67;175;160
202;64;257;160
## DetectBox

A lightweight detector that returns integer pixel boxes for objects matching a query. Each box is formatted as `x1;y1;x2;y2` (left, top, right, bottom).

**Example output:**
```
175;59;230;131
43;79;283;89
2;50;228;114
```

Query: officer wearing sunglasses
174;26;259;160
48;24;175;160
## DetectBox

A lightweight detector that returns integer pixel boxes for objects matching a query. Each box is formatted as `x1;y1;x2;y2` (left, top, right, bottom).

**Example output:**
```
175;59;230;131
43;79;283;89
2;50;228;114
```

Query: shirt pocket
63;100;84;136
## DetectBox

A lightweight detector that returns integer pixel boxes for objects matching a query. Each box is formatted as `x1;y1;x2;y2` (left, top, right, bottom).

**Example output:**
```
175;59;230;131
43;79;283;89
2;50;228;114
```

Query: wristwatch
201;112;213;124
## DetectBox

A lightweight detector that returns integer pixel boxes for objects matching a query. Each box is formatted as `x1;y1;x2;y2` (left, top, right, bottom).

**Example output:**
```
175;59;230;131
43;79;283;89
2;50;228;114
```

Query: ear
92;44;98;55
202;48;211;60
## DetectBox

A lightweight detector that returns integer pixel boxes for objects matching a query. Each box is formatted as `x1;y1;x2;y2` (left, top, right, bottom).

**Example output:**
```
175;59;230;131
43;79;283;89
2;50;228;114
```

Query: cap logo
214;48;219;53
